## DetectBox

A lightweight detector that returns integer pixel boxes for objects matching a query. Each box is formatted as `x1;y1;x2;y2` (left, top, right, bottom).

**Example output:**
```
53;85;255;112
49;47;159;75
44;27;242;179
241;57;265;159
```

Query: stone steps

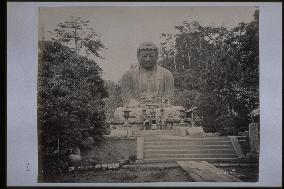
144;137;230;141
144;154;238;159
145;145;234;150
144;149;236;155
144;141;232;146
143;158;239;163
142;136;239;162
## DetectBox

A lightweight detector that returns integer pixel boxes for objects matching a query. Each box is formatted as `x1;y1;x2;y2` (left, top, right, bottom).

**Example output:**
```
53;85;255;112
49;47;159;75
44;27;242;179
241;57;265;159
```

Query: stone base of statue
109;122;136;137
113;106;185;124
110;86;200;138
151;124;158;130
110;128;128;137
108;121;206;138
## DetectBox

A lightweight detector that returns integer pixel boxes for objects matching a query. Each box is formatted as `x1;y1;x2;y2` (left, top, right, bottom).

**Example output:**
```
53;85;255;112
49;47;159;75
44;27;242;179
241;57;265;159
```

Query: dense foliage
102;80;123;123
38;17;108;177
159;10;259;133
38;40;108;176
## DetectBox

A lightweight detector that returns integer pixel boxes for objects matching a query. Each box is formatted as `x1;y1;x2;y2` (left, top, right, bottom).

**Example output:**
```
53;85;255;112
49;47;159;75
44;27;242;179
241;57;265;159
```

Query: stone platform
109;124;206;138
177;161;242;182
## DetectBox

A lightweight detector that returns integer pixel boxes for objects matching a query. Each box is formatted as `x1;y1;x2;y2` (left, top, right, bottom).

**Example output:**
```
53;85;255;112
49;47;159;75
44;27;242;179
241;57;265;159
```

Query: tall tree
230;10;259;115
50;16;106;58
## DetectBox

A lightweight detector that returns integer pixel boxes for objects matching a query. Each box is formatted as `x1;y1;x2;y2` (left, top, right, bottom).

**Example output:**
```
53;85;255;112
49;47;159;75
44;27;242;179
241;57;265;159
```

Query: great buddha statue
113;41;185;123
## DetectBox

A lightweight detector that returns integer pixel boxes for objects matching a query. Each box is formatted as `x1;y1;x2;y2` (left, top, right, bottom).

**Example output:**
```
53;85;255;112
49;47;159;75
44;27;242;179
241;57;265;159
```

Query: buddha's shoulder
158;66;173;76
122;64;139;77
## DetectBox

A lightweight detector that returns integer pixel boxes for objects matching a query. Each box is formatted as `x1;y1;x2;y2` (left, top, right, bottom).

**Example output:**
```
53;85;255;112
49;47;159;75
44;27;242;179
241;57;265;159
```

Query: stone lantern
179;109;186;125
123;107;131;126
142;109;146;116
186;107;197;127
141;109;146;130
123;107;133;137
160;108;166;130
160;108;165;116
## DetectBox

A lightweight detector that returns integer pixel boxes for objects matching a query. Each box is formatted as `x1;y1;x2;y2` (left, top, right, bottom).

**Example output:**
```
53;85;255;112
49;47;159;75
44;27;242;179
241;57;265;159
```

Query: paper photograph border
6;2;282;187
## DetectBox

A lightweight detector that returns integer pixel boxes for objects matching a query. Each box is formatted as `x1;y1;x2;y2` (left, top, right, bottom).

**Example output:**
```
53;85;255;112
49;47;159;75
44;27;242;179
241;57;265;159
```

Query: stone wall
249;123;259;153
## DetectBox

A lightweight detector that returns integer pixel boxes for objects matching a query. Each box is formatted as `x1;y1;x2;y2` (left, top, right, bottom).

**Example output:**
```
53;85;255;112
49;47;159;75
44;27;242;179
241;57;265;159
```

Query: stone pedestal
110;127;128;137
127;127;133;137
179;127;187;136
249;123;259;153
187;127;206;137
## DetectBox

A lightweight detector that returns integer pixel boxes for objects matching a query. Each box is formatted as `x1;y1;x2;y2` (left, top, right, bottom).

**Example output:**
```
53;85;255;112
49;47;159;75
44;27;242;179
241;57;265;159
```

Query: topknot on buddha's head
137;41;158;54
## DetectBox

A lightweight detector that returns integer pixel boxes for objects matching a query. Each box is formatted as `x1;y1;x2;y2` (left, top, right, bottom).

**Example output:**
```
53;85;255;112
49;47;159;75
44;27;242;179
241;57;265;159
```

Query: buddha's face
138;49;158;70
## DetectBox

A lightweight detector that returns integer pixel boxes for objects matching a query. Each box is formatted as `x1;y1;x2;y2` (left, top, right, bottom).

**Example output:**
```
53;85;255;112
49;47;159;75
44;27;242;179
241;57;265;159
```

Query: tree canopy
159;10;259;133
50;16;106;58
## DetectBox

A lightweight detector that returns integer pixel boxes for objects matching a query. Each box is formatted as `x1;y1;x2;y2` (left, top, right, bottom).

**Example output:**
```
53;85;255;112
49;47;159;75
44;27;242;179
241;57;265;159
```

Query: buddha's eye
143;55;154;58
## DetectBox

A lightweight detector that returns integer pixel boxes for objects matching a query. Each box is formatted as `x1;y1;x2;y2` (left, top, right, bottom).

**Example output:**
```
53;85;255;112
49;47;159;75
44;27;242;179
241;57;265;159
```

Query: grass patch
42;166;191;183
83;137;137;164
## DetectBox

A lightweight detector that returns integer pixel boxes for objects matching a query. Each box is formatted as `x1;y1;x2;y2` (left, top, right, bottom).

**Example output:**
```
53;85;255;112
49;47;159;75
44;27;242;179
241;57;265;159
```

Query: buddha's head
137;41;158;70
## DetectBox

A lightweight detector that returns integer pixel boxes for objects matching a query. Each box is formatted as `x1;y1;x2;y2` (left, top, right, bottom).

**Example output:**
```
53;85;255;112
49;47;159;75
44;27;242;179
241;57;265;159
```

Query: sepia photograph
6;1;283;186
36;6;261;183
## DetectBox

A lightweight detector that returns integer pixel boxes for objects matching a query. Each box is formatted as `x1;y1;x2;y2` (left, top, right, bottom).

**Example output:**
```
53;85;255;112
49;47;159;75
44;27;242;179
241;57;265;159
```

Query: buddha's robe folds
113;65;184;122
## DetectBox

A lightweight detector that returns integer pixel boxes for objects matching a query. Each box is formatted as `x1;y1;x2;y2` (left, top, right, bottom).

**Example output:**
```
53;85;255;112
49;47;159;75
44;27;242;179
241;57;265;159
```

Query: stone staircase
141;136;240;163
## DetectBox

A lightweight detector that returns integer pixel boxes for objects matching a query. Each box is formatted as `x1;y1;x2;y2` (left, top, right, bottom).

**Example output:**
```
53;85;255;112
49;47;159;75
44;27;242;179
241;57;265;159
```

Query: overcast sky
39;6;257;82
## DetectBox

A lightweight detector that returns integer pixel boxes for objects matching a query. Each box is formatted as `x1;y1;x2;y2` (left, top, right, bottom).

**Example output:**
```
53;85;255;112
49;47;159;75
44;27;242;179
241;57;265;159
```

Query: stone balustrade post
137;137;144;160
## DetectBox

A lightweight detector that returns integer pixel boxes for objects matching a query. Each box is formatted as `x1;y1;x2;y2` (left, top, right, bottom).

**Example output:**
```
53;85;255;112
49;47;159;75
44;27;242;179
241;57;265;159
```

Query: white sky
39;6;257;82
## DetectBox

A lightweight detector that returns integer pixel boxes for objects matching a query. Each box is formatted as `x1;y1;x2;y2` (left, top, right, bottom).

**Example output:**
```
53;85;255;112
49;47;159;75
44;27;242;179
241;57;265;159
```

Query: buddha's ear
153;50;159;60
155;52;159;59
137;51;142;62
